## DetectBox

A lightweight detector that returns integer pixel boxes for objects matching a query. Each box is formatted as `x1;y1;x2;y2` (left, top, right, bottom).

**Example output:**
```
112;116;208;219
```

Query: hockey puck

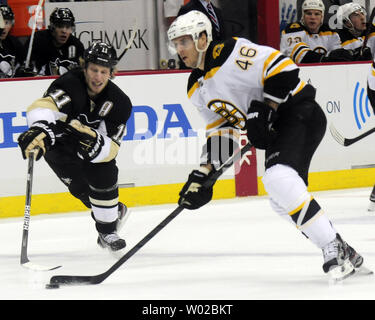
45;283;60;289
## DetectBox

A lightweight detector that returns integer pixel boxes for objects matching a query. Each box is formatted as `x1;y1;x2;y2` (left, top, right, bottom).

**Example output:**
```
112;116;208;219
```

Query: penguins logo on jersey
0;53;15;78
208;99;246;129
49;58;79;75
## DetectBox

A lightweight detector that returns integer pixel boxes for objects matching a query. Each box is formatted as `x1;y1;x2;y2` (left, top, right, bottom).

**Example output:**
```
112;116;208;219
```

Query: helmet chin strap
193;41;210;69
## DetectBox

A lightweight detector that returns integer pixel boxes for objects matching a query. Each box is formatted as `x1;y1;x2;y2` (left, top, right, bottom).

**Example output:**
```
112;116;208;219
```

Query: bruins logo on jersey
208;99;246;129
313;46;327;55
213;43;224;59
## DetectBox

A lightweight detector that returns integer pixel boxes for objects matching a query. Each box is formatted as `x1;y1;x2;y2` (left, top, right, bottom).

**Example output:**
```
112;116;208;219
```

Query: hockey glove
62;120;104;162
353;46;372;61
17;120;57;160
321;48;354;62
178;168;213;210
246;100;277;150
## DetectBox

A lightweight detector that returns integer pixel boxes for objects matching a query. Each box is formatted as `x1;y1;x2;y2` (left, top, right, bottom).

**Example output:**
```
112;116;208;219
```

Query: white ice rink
1;187;375;301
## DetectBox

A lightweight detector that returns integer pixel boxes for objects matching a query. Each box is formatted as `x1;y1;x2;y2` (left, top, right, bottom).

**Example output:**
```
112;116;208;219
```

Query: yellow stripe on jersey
372;67;375;77
290;42;308;60
318;31;335;36
341;38;363;47
262;51;280;85
188;67;221;98
188;81;199;98
204;66;220;80
264;58;294;82
295;48;309;64
292;80;306;96
27;96;60;113
207;128;241;140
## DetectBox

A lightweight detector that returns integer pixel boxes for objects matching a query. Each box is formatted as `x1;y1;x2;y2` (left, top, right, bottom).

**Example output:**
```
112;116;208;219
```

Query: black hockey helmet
0;4;15;22
84;41;118;69
49;7;75;28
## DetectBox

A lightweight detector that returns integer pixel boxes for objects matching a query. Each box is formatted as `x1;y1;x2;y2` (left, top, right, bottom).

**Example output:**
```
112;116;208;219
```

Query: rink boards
1;63;375;218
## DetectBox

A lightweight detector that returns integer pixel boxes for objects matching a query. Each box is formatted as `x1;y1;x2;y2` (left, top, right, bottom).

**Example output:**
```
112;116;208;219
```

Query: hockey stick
117;20;138;61
25;0;45;69
47;142;253;287
329;123;375;146
21;148;62;271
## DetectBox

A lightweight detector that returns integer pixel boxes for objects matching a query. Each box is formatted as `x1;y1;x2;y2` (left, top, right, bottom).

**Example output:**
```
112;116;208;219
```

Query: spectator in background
280;0;355;64
24;7;84;76
164;0;184;27
178;0;225;41
336;2;374;61
297;0;353;26
0;4;27;78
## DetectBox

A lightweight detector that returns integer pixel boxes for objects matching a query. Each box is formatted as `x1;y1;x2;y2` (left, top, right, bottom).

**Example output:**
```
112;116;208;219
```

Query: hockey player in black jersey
0;5;27;78
168;10;370;281
24;7;84;76
17;41;132;252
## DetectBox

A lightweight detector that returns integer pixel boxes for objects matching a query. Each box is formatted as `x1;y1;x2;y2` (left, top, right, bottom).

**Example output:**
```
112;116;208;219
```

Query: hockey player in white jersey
336;3;374;61
366;60;375;211
168;10;369;281
280;0;353;63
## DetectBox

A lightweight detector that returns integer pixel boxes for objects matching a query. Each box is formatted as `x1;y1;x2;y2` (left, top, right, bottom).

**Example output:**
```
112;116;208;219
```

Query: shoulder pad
283;22;304;33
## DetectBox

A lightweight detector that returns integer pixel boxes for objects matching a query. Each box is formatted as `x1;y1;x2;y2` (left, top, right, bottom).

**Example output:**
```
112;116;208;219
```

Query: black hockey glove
246;100;277;150
352;46;372;61
178;168;213;210
62;120;104;162
17;120;57;160
321;48;354;62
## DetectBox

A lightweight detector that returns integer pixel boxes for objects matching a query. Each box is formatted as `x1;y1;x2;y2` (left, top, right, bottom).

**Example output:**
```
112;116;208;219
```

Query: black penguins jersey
187;37;308;139
0;35;26;78
280;22;341;63
26;68;132;162
26;29;84;76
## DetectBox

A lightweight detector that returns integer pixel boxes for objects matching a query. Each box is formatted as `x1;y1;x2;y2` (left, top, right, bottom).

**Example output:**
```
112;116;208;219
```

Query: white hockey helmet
300;0;325;26
336;3;366;31
0;10;4;30
167;10;213;55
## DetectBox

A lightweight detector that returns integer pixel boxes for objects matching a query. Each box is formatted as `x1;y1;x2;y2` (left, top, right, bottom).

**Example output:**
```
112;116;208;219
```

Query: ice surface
1;187;375;301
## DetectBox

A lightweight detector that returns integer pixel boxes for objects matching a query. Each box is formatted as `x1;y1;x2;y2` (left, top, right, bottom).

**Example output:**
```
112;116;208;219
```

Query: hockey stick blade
47;142;252;287
329;123;375;146
22;260;61;271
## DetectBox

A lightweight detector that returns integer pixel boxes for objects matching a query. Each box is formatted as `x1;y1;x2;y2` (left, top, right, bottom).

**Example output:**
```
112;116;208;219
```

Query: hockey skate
322;234;355;281
97;202;130;252
368;199;375;212
116;202;130;231
97;232;126;251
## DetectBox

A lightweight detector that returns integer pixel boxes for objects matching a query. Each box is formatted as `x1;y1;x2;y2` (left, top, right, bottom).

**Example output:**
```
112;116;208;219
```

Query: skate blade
327;260;355;282
354;265;374;276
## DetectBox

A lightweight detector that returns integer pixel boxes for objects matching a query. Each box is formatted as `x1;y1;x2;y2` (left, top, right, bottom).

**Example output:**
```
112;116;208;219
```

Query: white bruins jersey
187;37;307;139
338;24;375;55
280;22;341;63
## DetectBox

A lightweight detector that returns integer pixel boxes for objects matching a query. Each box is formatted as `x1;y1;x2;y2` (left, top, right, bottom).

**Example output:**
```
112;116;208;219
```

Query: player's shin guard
262;164;336;248
89;183;126;251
